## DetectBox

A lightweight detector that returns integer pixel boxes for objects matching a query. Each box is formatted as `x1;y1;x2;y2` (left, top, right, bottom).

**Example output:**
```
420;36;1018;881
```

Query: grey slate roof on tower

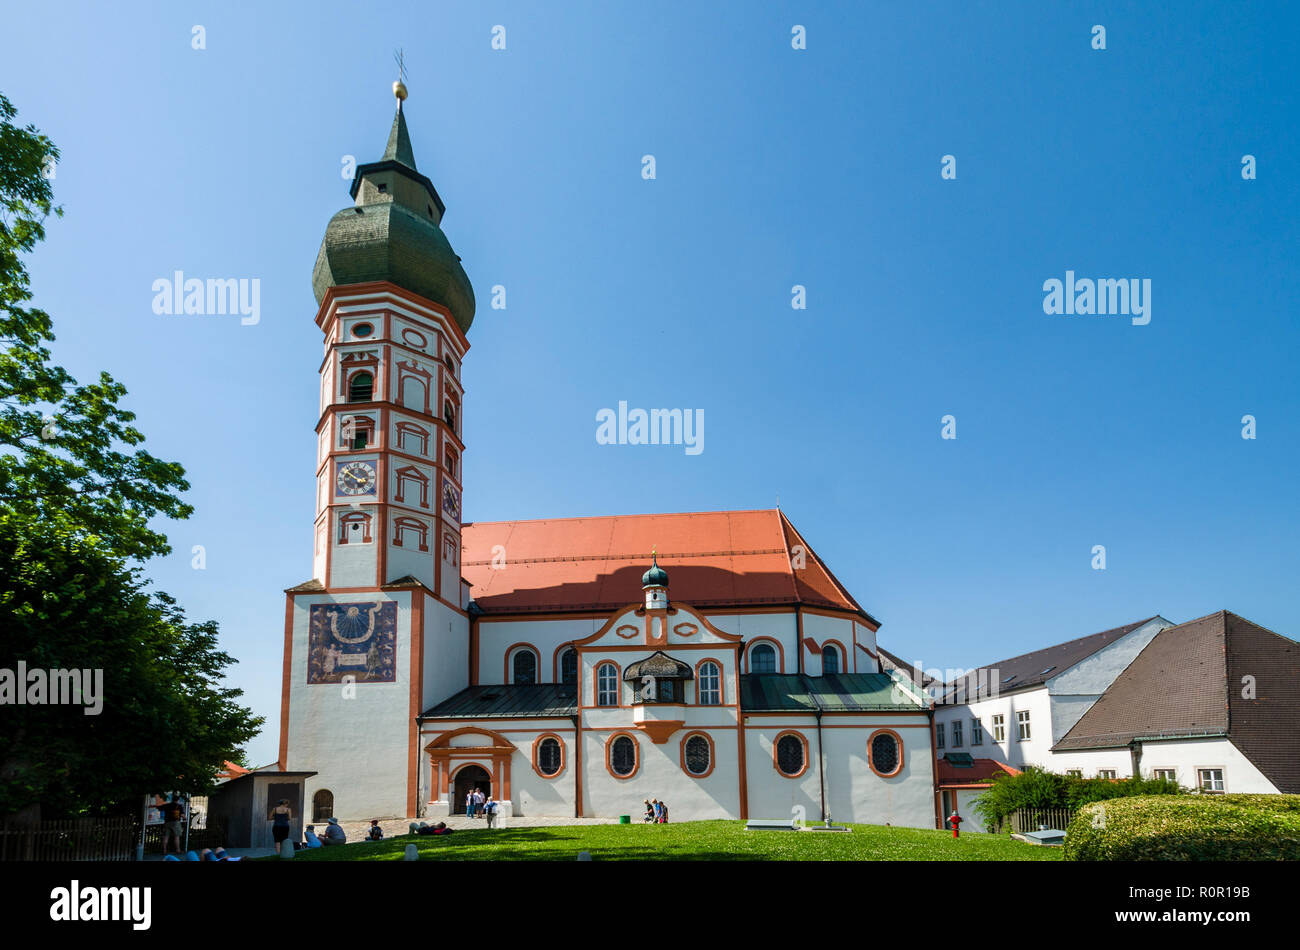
312;95;476;332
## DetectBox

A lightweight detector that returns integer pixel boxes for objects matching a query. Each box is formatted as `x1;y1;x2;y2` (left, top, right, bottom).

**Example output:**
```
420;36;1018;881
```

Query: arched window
348;372;373;403
512;649;537;685
535;736;563;777
444;400;457;432
750;643;776;674
869;730;903;777
559;648;577;687
775;733;806;777
697;661;721;705
312;789;333;822
609;735;637;777
596;663;618;706
823;646;840;675
683;734;712;776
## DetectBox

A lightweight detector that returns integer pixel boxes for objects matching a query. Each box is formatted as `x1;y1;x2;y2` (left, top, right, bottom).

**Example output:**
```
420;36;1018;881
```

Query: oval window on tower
352;322;374;339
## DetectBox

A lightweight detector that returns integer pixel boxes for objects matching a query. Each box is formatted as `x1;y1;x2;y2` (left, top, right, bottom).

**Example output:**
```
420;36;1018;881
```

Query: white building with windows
277;87;938;828
1049;611;1299;794
928;616;1173;772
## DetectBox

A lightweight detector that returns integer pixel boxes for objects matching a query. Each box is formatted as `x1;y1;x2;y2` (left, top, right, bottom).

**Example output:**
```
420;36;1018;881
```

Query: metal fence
0;817;137;862
1009;806;1078;833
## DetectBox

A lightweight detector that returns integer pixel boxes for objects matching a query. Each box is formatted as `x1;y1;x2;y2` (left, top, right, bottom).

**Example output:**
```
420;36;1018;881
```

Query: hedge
973;766;1182;830
1064;794;1300;861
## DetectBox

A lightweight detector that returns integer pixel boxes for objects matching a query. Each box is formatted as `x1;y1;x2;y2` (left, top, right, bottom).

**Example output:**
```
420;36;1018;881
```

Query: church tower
280;77;476;820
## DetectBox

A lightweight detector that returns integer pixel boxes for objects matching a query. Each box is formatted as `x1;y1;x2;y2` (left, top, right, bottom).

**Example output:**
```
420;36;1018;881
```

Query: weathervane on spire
393;48;408;104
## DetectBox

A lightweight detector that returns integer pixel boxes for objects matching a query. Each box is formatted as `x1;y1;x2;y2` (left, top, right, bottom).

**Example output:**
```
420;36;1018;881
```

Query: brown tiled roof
936;757;1021;787
460;509;876;621
941;616;1163;702
1052;611;1300;792
1224;613;1300;794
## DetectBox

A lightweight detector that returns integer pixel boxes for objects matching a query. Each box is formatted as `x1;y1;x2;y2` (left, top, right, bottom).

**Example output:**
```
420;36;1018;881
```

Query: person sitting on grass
322;817;347;845
304;825;323;848
367;820;384;841
416;821;454;836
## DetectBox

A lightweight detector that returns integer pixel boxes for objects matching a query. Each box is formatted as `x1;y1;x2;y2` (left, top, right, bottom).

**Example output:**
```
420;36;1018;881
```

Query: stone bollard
404;844;419;861
577;851;592;861
280;844;295;859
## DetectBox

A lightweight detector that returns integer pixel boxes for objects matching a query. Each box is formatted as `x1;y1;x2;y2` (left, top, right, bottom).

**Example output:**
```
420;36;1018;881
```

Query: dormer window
623;651;692;705
377;183;387;193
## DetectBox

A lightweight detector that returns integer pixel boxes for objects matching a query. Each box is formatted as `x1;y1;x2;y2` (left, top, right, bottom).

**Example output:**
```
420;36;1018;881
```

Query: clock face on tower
335;460;377;497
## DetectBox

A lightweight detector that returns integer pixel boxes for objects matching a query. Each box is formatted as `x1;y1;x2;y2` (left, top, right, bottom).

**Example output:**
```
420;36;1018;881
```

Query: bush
1064;794;1300;861
973;767;1182;830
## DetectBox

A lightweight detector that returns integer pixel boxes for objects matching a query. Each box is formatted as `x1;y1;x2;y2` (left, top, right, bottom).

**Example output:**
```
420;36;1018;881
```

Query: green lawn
269;821;1061;861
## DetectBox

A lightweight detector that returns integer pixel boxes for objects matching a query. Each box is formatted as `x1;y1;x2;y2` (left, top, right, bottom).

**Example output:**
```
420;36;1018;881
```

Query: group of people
464;788;501;827
643;798;669;823
301;817;348;848
412;821;455;836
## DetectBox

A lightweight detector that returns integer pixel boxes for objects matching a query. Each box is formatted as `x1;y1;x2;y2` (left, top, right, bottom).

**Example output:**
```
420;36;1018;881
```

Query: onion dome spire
311;71;476;333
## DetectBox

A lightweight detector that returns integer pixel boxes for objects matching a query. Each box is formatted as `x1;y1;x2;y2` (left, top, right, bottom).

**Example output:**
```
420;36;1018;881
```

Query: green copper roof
641;554;669;588
313;101;475;333
739;673;923;712
383;105;417;167
422;683;577;719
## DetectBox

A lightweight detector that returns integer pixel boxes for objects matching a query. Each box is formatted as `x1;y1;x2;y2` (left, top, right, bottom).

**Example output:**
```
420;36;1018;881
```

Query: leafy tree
0;513;263;817
0;92;190;564
0;93;262;818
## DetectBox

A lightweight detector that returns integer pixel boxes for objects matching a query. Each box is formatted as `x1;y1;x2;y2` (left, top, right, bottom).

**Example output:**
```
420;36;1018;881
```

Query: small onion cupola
641;549;669;610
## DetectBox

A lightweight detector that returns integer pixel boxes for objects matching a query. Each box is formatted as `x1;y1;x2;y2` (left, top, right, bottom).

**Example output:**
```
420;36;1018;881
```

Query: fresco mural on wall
307;602;398;683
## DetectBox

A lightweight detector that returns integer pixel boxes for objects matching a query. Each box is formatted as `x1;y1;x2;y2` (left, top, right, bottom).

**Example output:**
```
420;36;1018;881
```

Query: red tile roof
935;757;1021;787
460;509;875;621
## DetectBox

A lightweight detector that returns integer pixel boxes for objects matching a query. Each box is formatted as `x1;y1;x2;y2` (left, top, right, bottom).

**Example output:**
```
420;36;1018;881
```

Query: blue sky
4;1;1298;767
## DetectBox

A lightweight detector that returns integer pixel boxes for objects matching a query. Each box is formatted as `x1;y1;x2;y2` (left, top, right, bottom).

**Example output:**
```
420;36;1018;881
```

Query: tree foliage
973;765;1184;829
0;513;263;816
0;92;191;564
0;92;261;817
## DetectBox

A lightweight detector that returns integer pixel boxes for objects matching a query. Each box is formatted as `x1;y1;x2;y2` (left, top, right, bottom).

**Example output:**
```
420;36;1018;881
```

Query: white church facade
277;86;937;828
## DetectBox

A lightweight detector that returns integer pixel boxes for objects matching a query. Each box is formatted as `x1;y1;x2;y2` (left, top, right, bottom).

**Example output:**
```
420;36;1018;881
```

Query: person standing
466;789;476;818
484;798;498;829
270;798;293;856
159;795;185;855
474;788;486;818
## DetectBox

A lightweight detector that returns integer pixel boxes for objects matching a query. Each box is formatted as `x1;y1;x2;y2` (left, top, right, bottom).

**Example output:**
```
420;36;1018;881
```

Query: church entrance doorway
452;765;491;814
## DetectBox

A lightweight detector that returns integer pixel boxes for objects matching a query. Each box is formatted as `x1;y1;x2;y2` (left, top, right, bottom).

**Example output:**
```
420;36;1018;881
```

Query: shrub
973;767;1182;830
1064;794;1300;861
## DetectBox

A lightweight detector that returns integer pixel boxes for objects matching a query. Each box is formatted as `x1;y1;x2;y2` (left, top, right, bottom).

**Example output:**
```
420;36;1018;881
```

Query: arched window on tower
444;400;457;433
823;645;840;675
348;371;373;403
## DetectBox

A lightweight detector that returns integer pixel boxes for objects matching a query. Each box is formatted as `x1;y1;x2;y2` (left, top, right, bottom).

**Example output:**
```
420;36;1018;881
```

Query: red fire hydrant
948;810;962;839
